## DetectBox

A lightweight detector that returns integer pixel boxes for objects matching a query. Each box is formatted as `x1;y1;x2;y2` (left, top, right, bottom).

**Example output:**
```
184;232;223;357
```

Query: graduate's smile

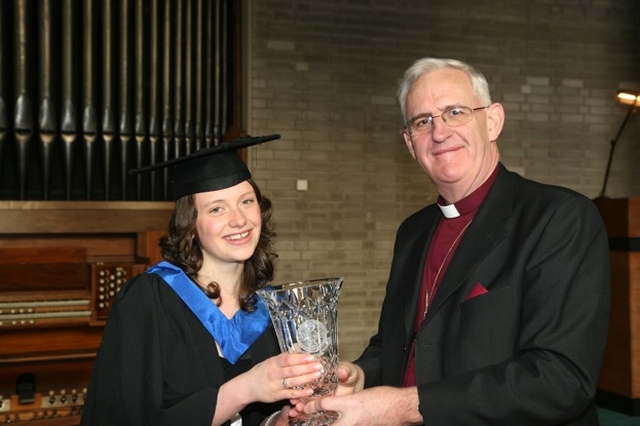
224;230;252;243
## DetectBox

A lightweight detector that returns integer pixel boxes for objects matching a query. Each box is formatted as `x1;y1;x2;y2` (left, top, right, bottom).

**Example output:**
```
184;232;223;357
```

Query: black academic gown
81;272;284;426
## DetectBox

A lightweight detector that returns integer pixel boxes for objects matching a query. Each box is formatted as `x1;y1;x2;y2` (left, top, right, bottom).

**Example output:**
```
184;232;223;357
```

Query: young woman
81;135;322;426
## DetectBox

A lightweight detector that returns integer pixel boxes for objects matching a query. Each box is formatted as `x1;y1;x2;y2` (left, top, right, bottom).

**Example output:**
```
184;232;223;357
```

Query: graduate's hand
216;354;321;425
247;353;323;403
287;361;365;419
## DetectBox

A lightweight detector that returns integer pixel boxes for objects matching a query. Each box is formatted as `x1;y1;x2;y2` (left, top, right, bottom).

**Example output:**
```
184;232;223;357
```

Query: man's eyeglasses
404;106;490;136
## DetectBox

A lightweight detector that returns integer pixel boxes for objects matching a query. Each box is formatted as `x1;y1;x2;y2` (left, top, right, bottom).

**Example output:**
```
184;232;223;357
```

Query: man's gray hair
397;58;492;121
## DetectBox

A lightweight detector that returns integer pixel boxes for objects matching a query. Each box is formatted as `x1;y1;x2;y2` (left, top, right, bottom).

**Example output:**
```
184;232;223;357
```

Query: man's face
402;68;503;201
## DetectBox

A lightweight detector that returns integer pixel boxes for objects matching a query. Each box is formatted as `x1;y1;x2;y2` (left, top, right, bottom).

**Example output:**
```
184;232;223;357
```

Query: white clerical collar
438;203;460;218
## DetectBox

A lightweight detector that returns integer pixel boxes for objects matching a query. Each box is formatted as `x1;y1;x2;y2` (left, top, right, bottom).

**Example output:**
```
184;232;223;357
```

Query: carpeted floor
598;407;640;425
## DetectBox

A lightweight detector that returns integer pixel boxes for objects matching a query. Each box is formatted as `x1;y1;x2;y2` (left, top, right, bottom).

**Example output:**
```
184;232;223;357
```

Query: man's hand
301;386;423;426
334;361;365;395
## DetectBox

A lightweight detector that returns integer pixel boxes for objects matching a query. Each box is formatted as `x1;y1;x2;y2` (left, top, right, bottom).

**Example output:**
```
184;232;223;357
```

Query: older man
301;58;611;425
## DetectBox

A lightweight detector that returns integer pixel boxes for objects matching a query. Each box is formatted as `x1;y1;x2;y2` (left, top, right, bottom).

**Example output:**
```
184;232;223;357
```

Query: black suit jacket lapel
401;206;441;342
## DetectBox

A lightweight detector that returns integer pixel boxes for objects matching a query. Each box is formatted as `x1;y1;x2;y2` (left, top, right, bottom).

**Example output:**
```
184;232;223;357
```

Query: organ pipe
0;0;243;201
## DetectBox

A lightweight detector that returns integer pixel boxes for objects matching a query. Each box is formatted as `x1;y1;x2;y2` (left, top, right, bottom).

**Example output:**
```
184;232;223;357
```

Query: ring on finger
282;378;289;389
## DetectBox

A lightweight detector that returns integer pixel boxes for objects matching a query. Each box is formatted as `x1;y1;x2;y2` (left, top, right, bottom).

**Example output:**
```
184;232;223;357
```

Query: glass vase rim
257;276;344;293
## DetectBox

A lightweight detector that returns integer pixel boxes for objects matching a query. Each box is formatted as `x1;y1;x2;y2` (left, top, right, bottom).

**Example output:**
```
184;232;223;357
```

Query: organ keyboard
0;201;173;425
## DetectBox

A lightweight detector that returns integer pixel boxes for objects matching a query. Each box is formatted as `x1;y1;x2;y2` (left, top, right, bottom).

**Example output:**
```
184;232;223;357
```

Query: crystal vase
257;277;343;426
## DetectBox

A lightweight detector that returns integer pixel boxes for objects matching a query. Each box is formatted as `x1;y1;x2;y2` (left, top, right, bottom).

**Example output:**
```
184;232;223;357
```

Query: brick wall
244;0;640;360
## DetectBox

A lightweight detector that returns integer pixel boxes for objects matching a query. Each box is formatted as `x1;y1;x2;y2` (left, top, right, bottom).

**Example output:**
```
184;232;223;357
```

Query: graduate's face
193;180;262;266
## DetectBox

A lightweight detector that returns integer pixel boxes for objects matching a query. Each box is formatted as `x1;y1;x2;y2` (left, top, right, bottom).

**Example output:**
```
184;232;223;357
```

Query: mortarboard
129;134;280;199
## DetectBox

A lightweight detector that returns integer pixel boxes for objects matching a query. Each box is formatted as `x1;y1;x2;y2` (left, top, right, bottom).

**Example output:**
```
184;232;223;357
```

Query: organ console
0;201;173;425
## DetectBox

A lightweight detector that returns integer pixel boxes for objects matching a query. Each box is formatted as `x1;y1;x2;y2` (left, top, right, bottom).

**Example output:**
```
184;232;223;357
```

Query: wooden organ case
0;201;173;425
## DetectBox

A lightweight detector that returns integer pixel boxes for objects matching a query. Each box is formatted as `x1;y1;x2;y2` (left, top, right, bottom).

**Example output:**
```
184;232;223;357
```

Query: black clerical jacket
356;164;611;425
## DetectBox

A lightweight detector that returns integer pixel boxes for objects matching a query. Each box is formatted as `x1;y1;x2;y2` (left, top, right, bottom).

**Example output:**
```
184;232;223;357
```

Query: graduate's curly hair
159;179;277;311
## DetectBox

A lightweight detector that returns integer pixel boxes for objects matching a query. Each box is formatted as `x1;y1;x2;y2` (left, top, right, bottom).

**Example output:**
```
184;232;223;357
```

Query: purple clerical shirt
403;165;499;387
